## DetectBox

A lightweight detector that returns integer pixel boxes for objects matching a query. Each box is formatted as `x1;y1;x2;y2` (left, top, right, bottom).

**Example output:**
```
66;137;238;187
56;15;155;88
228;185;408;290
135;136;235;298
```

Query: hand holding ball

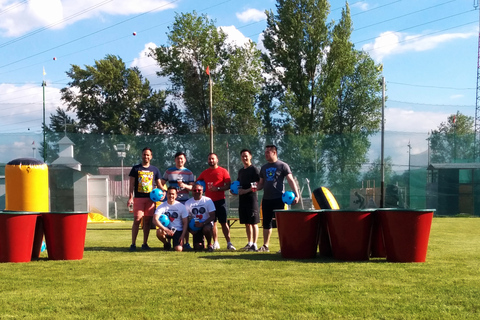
150;188;163;202
282;191;296;205
230;181;240;195
189;218;201;231
158;214;170;227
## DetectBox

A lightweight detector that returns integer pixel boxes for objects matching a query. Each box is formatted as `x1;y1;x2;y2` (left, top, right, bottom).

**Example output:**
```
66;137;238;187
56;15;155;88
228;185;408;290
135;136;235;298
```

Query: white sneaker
227;243;236;251
213;242;220;249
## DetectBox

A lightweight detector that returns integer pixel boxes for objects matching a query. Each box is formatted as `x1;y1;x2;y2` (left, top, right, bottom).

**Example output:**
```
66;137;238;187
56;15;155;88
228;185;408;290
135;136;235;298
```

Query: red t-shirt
197;166;231;202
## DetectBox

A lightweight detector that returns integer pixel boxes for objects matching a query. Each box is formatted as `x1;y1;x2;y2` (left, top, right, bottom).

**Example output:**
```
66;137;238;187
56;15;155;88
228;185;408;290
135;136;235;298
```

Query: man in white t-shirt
153;187;189;251
185;183;216;252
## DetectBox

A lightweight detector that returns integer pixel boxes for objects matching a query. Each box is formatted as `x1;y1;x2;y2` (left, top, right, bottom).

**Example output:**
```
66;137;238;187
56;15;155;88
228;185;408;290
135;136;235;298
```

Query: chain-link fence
1;131;478;217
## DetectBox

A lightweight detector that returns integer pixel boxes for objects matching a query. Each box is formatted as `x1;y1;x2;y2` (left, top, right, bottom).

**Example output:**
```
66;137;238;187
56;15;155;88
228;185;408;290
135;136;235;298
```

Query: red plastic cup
378;209;434;263
325;209;373;261
0;212;39;263
42;212;89;260
275;210;320;259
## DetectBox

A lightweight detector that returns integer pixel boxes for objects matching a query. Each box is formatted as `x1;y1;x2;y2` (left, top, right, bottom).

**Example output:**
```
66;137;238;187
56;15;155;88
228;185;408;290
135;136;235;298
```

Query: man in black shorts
236;149;260;251
258;145;300;252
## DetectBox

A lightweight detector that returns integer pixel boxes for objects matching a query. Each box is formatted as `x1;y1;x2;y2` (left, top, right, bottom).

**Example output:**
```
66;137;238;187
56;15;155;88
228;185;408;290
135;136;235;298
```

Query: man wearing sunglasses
184;183;216;252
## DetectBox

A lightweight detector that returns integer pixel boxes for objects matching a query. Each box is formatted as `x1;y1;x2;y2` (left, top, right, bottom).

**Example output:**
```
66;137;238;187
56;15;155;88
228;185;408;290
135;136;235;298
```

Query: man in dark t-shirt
257;145;300;252
127;147;163;251
236;149;260;251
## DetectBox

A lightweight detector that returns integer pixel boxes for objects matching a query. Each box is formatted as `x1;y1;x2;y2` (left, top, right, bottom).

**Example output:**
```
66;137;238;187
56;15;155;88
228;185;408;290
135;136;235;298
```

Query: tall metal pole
209;77;213;153
42;80;46;162
474;1;480;161
380;77;385;208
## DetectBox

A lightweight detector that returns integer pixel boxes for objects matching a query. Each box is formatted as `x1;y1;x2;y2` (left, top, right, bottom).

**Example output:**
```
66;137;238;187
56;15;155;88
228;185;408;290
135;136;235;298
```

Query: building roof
428;163;480;170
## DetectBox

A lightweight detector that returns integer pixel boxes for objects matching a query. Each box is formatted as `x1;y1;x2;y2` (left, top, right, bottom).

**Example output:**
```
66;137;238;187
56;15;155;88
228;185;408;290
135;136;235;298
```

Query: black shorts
239;197;260;225
213;199;227;224
171;230;183;247
261;198;284;229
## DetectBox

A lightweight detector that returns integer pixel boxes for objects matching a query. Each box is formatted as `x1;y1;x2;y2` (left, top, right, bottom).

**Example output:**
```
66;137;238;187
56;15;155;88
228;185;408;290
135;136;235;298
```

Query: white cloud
219;25;251;47
385;108;448;133
0;83;63;133
130;42;161;84
0;0;176;37
351;2;369;11
236;8;266;23
450;94;464;100
363;30;476;61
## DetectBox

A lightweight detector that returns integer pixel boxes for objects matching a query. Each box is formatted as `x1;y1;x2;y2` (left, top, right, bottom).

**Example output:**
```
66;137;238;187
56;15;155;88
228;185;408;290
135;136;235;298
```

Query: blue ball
230;180;240;195
150;188;163;202
41;241;46;253
196;180;206;190
189;218;201;231
282;191;296;205
158;214;170;227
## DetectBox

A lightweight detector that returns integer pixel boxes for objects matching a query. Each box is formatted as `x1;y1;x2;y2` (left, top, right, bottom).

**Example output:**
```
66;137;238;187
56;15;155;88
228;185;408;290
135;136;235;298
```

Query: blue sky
0;0;478;164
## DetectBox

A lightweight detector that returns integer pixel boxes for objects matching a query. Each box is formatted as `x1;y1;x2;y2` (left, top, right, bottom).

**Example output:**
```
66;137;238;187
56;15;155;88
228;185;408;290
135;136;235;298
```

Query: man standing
235;149;260;251
161;151;195;250
154;187;189;251
185;183;216;252
257;145;300;252
127;147;163;251
197;153;236;250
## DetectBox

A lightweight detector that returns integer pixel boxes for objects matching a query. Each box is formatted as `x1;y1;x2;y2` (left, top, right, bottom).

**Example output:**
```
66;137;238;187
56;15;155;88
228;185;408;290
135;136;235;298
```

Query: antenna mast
474;0;480;160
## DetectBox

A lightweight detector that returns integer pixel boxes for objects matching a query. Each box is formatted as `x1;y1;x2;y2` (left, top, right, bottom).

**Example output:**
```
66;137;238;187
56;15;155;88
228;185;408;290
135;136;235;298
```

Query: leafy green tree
430;112;475;163
361;156;395;185
60;54;166;135
151;12;263;135
263;0;330;134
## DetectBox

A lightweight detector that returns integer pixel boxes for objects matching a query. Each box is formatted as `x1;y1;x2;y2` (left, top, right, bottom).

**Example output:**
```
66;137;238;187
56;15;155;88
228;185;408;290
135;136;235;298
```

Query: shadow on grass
198;254;387;263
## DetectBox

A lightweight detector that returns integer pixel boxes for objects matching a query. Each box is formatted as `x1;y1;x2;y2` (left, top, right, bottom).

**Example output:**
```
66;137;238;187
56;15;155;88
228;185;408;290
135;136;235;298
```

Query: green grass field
1;218;479;319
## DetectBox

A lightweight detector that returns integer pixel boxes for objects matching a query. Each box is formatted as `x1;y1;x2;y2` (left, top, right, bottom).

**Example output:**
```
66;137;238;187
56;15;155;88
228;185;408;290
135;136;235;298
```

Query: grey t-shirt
260;160;292;200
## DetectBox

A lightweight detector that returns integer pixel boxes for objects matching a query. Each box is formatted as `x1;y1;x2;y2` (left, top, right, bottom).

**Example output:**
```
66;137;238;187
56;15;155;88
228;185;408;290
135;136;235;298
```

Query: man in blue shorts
154;187;189;251
258;145;300;252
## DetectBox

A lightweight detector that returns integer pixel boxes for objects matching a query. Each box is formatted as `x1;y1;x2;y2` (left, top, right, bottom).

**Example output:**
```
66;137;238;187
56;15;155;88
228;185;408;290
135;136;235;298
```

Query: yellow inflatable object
5;158;49;212
312;187;340;210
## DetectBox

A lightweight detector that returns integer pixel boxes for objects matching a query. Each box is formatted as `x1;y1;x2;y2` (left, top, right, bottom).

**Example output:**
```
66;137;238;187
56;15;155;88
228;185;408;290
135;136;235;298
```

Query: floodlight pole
42;81;46;162
209;76;213;153
380;77;385;208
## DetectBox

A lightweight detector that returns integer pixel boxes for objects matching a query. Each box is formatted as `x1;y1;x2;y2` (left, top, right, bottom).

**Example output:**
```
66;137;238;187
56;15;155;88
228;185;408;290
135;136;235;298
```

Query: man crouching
185;183;216;252
154;187;189;251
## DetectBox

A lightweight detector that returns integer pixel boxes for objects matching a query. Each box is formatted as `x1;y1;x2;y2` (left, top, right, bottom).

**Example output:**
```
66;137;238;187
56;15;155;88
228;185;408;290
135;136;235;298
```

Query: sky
0;0;478;167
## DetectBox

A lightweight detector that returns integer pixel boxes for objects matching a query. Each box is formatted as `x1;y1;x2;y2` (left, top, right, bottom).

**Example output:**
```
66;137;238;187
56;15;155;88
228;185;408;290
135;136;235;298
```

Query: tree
263;0;330;134
430;112;475;163
60;54;166;135
151;12;263;135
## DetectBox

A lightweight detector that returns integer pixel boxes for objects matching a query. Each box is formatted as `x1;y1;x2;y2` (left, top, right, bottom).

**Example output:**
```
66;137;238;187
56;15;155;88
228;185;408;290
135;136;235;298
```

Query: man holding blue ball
127;147;163;252
257;145;300;252
185;183;216;252
154;187;189;251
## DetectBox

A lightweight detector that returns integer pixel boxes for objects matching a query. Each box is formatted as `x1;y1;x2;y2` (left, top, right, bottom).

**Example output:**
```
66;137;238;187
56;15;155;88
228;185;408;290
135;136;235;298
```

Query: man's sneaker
207;245;214;252
227;243;236;251
129;244;136;252
213;242;220;250
141;243;151;250
258;245;269;252
163;242;172;251
241;244;251;251
248;244;258;252
183;243;193;251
